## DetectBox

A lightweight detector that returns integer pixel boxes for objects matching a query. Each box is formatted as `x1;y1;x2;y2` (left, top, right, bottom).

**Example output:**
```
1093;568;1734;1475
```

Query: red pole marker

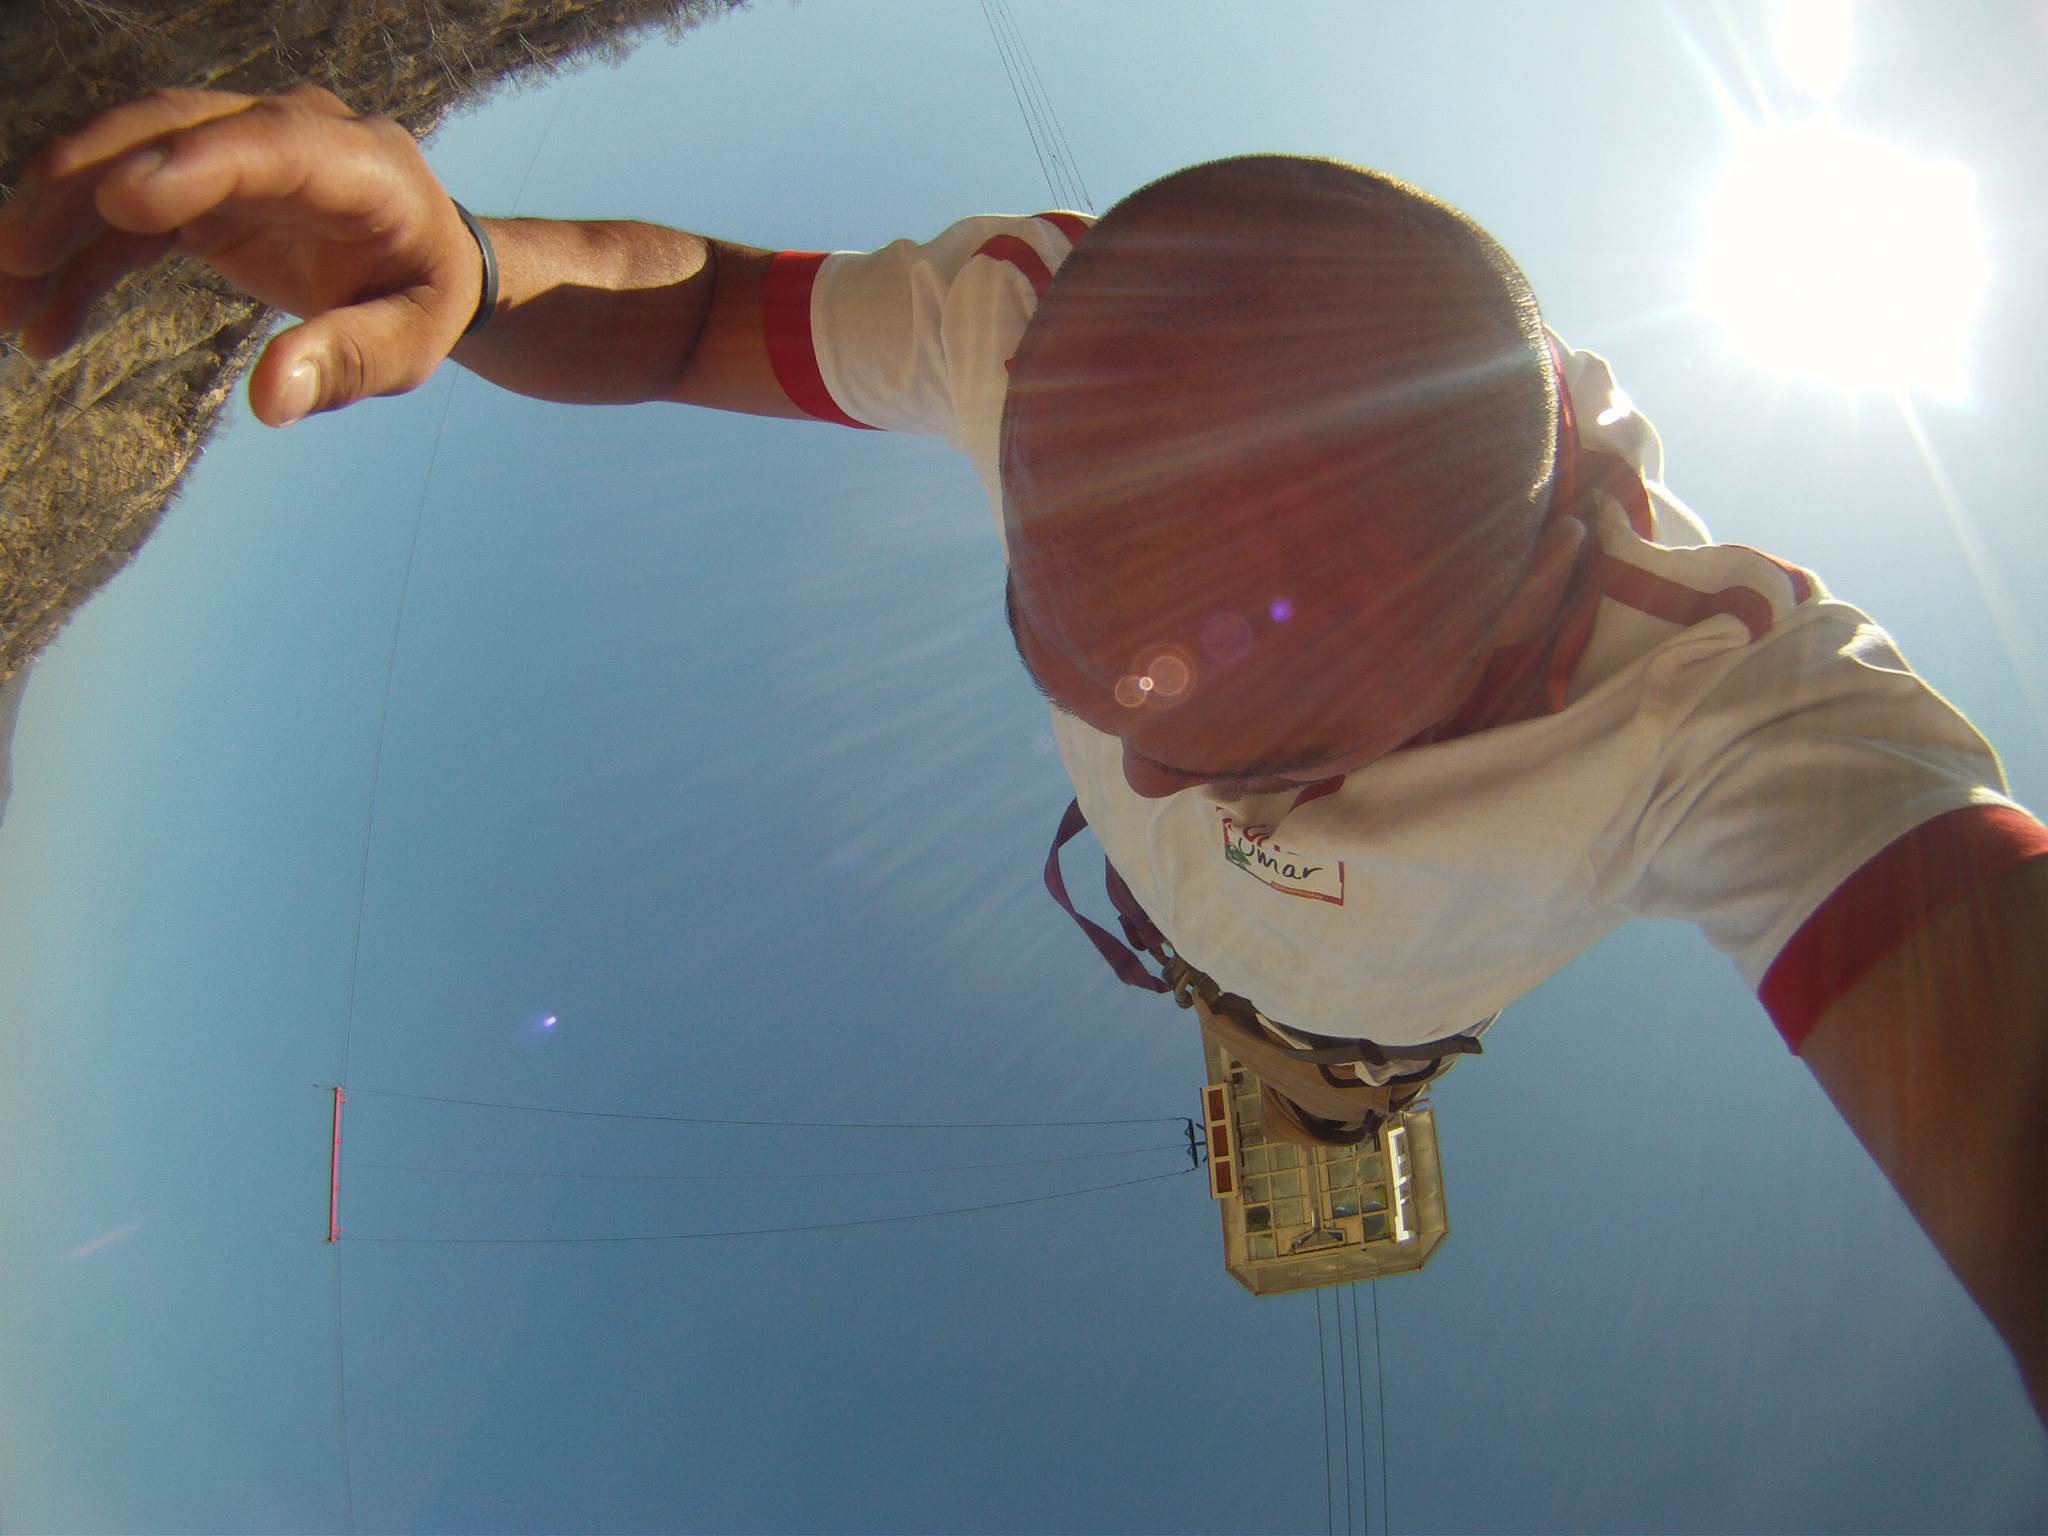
328;1085;347;1242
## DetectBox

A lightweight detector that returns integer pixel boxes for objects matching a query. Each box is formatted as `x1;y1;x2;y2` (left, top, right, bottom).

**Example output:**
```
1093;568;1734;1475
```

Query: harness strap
1044;798;1168;993
1046;799;1487;1070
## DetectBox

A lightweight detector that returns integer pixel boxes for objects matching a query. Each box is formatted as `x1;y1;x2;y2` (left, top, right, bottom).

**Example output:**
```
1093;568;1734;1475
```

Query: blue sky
3;2;2046;1530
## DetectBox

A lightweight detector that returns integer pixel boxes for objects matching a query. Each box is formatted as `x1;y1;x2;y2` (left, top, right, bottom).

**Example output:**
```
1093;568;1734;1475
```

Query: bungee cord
347;1140;1187;1182
342;1164;1195;1244
343;1083;1185;1130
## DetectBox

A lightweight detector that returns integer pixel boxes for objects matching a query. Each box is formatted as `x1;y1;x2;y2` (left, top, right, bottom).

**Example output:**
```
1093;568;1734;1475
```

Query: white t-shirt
762;214;2048;1052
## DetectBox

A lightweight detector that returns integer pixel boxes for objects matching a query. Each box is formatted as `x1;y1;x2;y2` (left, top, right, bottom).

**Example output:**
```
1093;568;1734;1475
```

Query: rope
1337;1282;1355;1532
1372;1280;1391;1536
344;1141;1187;1182
1317;1290;1335;1536
343;1165;1193;1244
343;1084;1184;1130
1351;1285;1369;1534
979;0;1061;207
328;82;570;1536
991;0;1094;212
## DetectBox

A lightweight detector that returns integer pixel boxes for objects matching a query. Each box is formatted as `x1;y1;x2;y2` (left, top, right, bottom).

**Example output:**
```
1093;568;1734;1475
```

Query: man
2;86;2041;1420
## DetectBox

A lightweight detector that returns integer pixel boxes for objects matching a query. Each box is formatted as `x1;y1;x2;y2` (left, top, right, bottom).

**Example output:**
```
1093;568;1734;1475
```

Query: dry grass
0;0;745;686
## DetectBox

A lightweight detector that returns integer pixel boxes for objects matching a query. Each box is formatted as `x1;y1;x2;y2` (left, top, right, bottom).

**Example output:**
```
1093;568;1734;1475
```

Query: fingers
5;225;176;359
91;100;420;250
251;286;444;427
0;84;406;363
3;85;462;424
0;87;256;278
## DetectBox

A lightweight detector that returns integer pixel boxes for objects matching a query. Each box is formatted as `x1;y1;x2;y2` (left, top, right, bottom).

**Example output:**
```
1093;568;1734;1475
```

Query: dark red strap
1044;800;1170;993
1104;859;1167;956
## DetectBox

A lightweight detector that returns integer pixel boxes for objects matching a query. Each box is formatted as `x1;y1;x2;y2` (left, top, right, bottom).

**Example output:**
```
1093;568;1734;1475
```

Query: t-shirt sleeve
760;213;1091;441
1554;337;1711;547
1619;601;2048;1052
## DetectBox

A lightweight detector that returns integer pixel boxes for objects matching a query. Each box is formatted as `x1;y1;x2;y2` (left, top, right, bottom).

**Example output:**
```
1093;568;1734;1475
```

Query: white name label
1217;813;1346;905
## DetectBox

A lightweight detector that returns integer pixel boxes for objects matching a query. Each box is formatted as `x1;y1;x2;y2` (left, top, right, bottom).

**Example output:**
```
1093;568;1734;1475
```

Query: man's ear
1493;515;1588;646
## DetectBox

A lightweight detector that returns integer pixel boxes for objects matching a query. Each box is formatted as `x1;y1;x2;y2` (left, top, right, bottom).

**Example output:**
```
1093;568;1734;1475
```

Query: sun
1699;118;1988;400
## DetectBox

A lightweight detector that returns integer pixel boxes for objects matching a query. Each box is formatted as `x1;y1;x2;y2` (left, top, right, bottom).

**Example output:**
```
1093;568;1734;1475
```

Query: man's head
1000;155;1573;796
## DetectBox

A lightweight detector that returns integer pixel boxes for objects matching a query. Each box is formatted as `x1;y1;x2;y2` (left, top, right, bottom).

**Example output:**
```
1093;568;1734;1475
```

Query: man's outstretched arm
445;217;803;419
1799;854;2048;1424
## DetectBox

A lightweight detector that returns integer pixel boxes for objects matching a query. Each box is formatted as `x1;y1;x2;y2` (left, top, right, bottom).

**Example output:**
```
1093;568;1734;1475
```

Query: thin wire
330;1242;354;1533
1336;1281;1354;1534
1371;1280;1390;1536
1316;1290;1334;1536
344;1084;1184;1130
346;1141;1186;1182
325;194;452;1536
992;0;1074;208
994;0;1094;212
334;392;449;1093
328;83;570;1536
1351;1285;1370;1535
505;90;568;211
335;84;568;1089
1011;0;1089;211
344;1165;1193;1244
989;0;1078;211
1002;0;1089;210
978;0;1060;208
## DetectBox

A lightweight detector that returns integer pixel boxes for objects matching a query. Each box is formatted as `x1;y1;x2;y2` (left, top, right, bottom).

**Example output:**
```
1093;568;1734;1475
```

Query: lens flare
1145;652;1191;698
65;1218;144;1262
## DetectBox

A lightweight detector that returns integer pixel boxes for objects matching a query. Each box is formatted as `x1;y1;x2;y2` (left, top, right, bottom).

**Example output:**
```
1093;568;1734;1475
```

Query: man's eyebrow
1003;577;1357;779
1004;576;1074;715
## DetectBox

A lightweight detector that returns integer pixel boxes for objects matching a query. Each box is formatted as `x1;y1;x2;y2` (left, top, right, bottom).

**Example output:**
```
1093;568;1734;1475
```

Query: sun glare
1700;119;1987;399
1772;0;1853;102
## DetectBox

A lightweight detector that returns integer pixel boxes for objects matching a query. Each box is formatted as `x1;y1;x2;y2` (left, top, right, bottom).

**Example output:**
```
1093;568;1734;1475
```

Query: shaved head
1001;155;1560;781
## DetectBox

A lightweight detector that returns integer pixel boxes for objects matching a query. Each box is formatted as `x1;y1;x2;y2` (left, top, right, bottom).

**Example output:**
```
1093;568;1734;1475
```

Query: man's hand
0;85;481;426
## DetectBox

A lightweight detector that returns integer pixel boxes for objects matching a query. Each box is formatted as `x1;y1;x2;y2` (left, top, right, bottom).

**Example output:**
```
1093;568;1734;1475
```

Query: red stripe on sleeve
1760;803;2048;1052
1035;211;1091;245
1581;448;1655;540
1602;560;1777;641
761;251;875;430
974;234;1055;298
1721;544;1816;605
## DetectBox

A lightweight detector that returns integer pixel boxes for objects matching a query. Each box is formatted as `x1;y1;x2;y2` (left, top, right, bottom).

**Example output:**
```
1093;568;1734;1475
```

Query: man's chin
1208;774;1310;799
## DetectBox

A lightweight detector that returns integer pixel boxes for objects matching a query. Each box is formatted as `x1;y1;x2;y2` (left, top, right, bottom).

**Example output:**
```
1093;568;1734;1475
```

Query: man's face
1005;566;1496;799
996;179;1545;800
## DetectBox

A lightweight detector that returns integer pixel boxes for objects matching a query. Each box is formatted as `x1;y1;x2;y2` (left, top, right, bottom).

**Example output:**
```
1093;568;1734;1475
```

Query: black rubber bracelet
450;199;498;338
